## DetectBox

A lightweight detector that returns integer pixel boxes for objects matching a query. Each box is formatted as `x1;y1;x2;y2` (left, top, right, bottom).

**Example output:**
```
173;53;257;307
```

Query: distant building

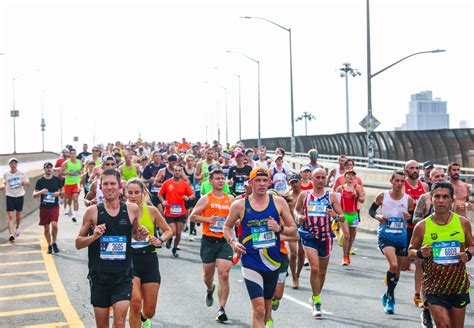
398;90;449;130
459;120;470;128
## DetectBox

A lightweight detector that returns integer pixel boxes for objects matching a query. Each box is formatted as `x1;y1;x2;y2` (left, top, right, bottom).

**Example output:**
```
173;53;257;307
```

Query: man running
141;151;166;209
409;182;473;328
306;149;324;172
158;165;195;258
369;170;415;314
195;148;217;186
448;162;472;217
327;155;347;187
119;151;139;182
2;158;30;242
190;167;234;323
61;148;83;222
295;168;343;318
75;169;148;328
227;151;252;197
224;167;298;328
33;162;63;253
420;161;434;190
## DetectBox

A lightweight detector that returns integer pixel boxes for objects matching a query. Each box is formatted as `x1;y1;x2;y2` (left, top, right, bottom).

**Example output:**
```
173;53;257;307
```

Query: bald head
404;160;419;170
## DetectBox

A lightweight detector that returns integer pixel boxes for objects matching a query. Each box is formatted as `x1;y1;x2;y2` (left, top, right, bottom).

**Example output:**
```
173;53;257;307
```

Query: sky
0;0;473;154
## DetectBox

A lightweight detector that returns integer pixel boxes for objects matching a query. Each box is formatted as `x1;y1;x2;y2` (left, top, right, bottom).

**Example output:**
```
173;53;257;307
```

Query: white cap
8;157;18;164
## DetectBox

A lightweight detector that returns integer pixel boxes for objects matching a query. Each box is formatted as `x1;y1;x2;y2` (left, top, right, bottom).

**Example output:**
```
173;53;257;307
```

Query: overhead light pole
241;16;295;156
366;0;445;167
41;90;46;152
339;63;361;133
295;111;316;136
226;50;261;149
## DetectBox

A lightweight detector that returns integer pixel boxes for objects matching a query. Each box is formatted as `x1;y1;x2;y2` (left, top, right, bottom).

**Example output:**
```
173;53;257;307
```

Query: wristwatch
227;237;236;245
157;236;165;243
279;225;284;233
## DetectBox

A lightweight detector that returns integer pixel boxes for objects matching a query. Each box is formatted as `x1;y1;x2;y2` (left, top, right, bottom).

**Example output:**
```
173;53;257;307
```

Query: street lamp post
366;0;445;168
219;86;229;146
295;112;315;136
41;90;46;152
233;73;242;141
241;16;295;157
339;63;361;133
226;51;261;148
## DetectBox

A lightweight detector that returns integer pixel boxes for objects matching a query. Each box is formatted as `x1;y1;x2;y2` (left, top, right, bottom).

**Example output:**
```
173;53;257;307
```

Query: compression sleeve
369;202;379;219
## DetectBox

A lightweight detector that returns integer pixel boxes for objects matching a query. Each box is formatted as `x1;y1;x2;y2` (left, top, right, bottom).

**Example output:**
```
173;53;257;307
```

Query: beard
450;174;459;180
409;172;419;179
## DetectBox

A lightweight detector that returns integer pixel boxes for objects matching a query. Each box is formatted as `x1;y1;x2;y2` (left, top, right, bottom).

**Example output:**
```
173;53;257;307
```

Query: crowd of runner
1;138;473;328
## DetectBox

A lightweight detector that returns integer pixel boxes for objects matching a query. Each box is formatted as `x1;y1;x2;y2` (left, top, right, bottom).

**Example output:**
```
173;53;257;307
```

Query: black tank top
88;202;133;283
163;167;173;182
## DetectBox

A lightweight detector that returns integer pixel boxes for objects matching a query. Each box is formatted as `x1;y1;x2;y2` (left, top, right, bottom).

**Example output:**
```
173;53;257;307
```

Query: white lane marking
283;294;333;315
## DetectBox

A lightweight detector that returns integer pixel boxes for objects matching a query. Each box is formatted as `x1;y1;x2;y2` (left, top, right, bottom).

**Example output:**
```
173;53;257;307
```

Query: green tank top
201;160;216;184
65;159;82;185
122;164;138;181
131;204;157;253
422;213;465;245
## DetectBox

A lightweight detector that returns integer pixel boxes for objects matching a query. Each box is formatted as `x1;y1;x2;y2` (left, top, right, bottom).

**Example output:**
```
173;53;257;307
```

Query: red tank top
340;185;358;213
404;180;425;202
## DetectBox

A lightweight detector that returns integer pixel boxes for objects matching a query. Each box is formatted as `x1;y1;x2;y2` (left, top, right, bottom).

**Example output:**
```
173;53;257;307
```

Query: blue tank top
240;194;281;272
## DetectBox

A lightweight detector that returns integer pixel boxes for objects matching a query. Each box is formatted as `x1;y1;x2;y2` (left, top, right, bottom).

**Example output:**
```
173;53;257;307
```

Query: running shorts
241;266;279;300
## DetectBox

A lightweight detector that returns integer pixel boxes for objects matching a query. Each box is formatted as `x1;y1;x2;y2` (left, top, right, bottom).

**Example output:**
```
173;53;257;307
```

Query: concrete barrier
0;151;59;164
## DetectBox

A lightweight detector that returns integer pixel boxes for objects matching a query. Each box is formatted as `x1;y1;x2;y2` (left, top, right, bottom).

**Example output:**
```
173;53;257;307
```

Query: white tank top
334;167;344;179
380;190;409;219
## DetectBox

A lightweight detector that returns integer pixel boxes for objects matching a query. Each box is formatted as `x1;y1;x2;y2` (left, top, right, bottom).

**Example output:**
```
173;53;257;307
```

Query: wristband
279;225;284;233
157;236;165;243
416;249;424;259
227;237;236;245
466;249;472;262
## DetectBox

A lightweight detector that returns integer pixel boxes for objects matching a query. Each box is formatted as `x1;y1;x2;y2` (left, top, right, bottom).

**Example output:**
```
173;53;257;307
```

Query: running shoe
9;235;15;242
206;282;215;307
420;308;433;328
171;248;179;258
384;295;395;314
14;228;20;238
413;294;423;308
350;248;356;255
381;293;388;307
52;243;60;253
341;256;350;266
141;318;153;328
312;302;322;318
47;245;53;254
188;234;194;242
338;236;344;247
303;259;309;267
265;319;274;328
216;308;228;322
271;299;280;311
165;238;172;249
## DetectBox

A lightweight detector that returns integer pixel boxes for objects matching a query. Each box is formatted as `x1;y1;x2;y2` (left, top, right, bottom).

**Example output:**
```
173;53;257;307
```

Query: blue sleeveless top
240;194;281;272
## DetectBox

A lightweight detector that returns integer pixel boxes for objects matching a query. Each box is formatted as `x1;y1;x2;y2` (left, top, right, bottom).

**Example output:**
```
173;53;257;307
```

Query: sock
312;295;321;304
386;271;398;298
140;313;147;322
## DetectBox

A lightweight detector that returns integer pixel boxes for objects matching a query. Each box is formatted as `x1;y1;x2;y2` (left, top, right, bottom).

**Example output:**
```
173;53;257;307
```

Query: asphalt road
1;204;474;328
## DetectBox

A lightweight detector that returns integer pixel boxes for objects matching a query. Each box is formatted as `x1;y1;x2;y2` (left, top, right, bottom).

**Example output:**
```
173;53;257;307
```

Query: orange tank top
202;193;232;238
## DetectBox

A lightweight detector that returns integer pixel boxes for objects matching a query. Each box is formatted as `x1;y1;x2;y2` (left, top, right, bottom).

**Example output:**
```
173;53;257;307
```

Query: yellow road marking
22;322;69;328
0;250;41;256
0;270;47;277
40;235;84;328
0;306;60;317
0;260;44;266
0;292;55;301
0;281;50;289
0;242;40;247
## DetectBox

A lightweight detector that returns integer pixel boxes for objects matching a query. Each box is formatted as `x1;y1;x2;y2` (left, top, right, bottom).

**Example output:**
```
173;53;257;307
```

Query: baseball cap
234;151;245;158
102;156;115;164
8;157;18;164
43;161;53;168
245;149;254;155
208;164;222;173
141;155;148;161
344;170;357;176
275;155;284;160
299;165;312;173
288;174;300;182
249;167;269;180
423;161;434;169
167;154;178;162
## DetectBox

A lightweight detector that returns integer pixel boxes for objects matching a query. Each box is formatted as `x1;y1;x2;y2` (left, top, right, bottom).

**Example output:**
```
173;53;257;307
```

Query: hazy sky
0;0;473;154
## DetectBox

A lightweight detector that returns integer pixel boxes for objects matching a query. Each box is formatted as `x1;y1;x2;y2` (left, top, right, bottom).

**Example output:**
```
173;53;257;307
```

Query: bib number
209;217;226;233
307;200;327;217
8;177;21;189
432;241;461;265
235;182;245;193
43;192;55;204
385;217;404;234
150;186;160;193
131;236;149;249
170;205;182;215
251;226;276;249
100;236;127;260
275;181;286;192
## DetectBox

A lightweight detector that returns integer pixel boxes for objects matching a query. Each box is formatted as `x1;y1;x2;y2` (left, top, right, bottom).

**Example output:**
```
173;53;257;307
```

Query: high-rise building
399;90;449;130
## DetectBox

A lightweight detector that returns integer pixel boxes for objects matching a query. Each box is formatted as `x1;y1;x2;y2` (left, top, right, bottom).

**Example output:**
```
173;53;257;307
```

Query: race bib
150;186;160;193
193;182;201;192
69;170;78;177
251;226;276;249
85;182;91;190
385;217;404;234
432;240;461;265
43;192;55;204
209;217;226;233
8;177;21;189
170;204;182;215
307;200;327;217
131;236;149;249
275;181;286;192
235;182;245;193
100;236;126;260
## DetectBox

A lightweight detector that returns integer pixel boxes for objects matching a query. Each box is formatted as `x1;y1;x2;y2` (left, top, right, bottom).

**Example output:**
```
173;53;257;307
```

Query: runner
183;154;200;241
307;149;324;172
189;167;234;323
141;151;166;210
245;149;256;168
269;148;291;173
403;160;429;307
60;148;83;222
85;156;118;207
2;158;30;242
77;143;92;163
255;148;270;169
269;155;289;195
227;151;252;197
33;162;63;253
327;155;347;187
195;148;217;186
223;167;298;328
335;170;365;266
75;169;148;328
295;168;343;318
158;165;195;258
369;170;415;314
119;151;139;182
448;162;472;217
81;160;96;198
126;179;172;328
284;174;305;289
409;182;473;328
200;164;232;195
298;165;313;191
420;161;434;190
